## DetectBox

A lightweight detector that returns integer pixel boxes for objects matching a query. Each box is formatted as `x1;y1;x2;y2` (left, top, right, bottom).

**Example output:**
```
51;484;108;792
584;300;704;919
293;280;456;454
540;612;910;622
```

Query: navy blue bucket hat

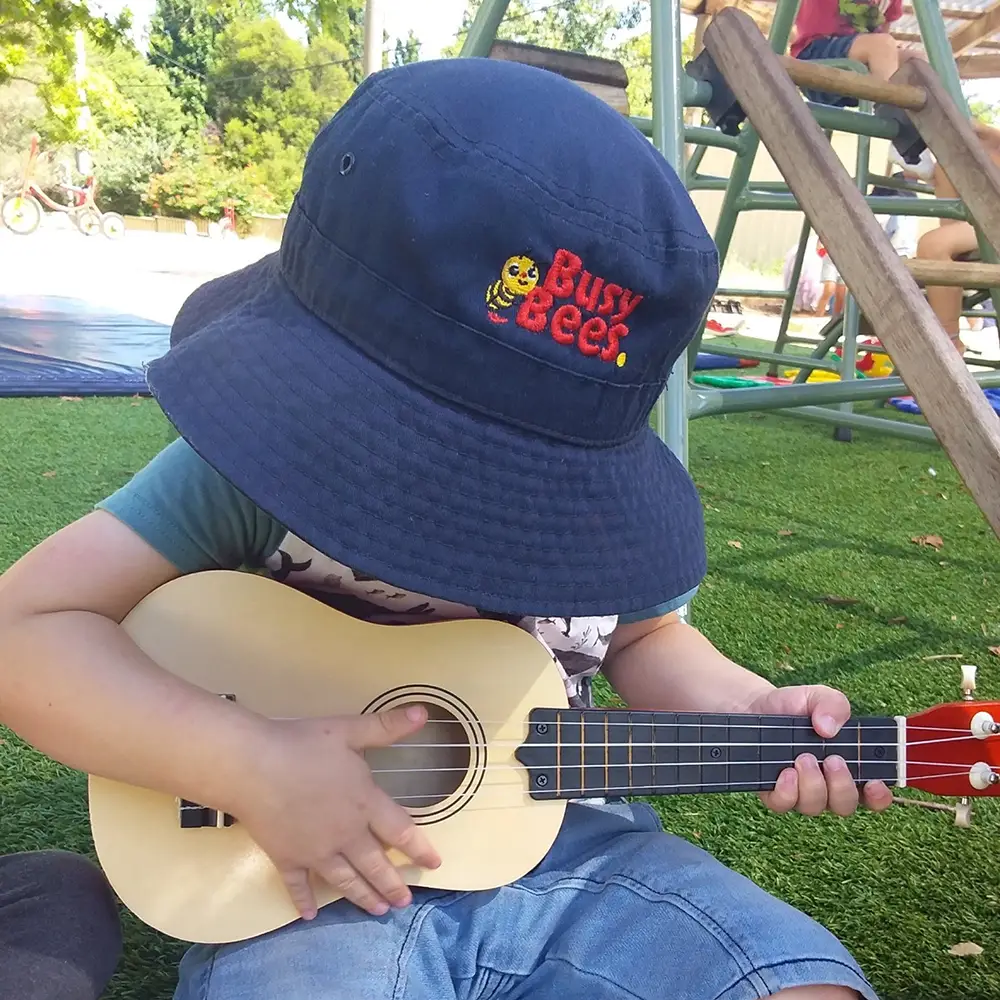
148;56;720;617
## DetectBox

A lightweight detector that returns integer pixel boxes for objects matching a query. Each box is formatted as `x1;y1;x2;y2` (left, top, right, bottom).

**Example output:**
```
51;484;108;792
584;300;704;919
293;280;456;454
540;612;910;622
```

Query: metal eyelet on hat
339;152;355;176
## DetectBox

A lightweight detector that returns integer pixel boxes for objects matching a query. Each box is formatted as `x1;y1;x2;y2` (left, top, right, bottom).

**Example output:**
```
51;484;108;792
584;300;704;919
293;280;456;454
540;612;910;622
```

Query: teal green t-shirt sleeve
96;437;287;574
618;585;699;624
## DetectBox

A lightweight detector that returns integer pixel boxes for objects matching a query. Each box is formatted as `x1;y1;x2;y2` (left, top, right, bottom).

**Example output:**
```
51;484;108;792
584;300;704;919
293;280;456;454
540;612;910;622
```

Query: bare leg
847;32;901;81
814;281;837;317
916;221;978;354
834;281;847;316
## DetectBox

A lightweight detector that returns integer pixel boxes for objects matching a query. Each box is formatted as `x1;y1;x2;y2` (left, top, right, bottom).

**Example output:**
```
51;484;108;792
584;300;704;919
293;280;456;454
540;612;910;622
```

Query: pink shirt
791;0;902;57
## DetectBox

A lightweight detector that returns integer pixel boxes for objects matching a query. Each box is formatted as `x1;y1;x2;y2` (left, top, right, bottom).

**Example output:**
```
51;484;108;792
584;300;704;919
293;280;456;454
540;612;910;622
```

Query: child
0;851;121;1000
916;118;1000;355
790;0;923;108
0;58;891;1000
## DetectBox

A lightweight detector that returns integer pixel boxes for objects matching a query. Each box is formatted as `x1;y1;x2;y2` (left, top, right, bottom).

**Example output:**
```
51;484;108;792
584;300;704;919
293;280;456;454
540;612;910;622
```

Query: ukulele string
392;720;974;734
382;732;990;750
364;758;965;778
375;767;979;805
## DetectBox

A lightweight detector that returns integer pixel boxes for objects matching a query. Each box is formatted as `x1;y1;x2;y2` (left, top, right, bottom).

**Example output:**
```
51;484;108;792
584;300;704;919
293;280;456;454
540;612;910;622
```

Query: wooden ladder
702;7;1000;541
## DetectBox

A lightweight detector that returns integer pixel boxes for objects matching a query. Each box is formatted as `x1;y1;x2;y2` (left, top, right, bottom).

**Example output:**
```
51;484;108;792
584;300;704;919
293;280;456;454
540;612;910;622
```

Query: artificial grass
0;395;998;1000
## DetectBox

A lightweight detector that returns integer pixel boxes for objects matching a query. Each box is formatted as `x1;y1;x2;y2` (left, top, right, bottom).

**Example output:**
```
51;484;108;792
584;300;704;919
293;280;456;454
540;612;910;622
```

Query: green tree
82;40;189;214
147;0;264;122
204;17;353;208
968;97;1000;126
0;0;128;140
275;0;366;81
615;27;696;120
444;0;642;57
393;29;421;66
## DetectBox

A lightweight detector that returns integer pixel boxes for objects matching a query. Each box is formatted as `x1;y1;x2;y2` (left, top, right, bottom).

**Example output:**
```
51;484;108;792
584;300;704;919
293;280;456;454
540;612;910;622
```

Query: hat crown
278;57;719;446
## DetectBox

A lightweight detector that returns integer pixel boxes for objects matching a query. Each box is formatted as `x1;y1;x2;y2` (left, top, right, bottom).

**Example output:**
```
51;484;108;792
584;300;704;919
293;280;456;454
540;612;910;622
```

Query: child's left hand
743;684;894;818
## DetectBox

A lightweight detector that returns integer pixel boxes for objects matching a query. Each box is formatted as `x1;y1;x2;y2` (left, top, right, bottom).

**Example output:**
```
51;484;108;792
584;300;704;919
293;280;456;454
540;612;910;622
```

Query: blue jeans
796;35;860;107
175;800;879;1000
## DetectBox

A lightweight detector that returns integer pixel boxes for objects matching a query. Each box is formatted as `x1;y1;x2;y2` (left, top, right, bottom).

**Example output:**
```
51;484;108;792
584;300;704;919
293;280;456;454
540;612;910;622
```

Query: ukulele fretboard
514;708;899;800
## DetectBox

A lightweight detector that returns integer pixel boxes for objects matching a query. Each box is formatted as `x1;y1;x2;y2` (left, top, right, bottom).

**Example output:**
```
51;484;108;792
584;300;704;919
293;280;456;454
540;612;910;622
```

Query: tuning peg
969;761;999;790
961;664;978;700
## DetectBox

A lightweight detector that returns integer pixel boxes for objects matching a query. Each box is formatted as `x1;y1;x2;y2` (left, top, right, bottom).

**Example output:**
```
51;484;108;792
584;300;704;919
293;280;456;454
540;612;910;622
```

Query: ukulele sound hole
365;703;471;810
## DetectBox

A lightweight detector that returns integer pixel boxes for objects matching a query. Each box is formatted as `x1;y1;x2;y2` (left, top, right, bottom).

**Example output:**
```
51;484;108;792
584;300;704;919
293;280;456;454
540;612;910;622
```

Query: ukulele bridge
177;693;238;829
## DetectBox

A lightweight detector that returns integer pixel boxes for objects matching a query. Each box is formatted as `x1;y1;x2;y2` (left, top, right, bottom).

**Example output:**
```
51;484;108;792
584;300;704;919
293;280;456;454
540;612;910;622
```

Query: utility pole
363;0;383;77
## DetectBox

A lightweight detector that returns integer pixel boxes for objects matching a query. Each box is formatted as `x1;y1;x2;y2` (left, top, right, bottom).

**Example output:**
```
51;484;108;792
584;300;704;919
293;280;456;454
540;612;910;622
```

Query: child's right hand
232;704;442;920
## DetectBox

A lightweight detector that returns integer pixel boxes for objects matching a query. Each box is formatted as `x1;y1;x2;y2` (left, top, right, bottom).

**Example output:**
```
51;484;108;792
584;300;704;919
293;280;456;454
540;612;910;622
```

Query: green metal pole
651;0;689;468
767;0;801;52
458;0;510;58
833;104;873;441
651;0;695;624
910;0;967;111
771;214;814;375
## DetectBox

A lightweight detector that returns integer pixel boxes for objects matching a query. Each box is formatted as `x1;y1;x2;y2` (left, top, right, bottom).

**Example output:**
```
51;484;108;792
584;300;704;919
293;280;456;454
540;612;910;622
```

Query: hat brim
147;254;706;618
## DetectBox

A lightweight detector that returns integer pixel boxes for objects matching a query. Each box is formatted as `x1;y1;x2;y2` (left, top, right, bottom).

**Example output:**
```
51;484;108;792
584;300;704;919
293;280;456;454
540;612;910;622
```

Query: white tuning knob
969;762;998;790
971;711;999;739
961;664;978;700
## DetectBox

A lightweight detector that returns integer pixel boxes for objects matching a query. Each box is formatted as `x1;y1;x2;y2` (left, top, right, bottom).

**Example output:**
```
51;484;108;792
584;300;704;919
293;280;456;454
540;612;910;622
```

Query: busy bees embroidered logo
485;256;540;322
484;249;642;367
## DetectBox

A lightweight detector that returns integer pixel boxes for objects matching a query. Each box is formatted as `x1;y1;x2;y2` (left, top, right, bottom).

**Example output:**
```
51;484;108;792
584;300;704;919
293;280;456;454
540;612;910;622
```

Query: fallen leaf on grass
817;595;860;606
727;540;743;550
989;646;1000;658
41;471;56;478
911;534;944;550
886;616;908;626
835;624;845;629
947;942;983;958
778;529;794;537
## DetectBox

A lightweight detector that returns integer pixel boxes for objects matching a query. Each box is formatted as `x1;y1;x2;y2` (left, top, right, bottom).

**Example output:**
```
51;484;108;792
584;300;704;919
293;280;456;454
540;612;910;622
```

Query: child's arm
602;613;894;816
0;509;439;919
0;511;261;803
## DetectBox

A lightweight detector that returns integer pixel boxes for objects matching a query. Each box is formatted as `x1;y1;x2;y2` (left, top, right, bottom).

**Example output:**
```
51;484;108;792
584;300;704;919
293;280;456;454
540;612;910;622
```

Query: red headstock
906;665;1000;797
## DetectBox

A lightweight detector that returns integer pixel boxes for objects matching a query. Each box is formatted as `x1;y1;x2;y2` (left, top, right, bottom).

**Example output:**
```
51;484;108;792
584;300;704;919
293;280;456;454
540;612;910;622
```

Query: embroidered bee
486;255;539;324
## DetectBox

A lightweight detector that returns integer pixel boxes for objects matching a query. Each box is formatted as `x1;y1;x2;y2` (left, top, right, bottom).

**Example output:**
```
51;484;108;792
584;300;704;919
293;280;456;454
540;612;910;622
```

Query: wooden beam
950;0;1000;56
905;258;1000;287
778;54;927;108
703;7;1000;539
905;4;982;20
956;52;1000;78
895;57;1000;252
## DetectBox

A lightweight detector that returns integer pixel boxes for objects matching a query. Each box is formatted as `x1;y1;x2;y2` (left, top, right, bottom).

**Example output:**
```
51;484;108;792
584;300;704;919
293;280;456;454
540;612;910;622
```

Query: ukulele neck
515;708;901;800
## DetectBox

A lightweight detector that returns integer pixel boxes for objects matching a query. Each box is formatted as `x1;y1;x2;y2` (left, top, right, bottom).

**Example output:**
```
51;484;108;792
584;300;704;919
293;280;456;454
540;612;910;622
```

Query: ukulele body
88;570;568;945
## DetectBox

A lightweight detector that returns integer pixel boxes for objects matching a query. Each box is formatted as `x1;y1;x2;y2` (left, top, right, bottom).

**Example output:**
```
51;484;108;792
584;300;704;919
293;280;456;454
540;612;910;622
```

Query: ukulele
88;570;1000;945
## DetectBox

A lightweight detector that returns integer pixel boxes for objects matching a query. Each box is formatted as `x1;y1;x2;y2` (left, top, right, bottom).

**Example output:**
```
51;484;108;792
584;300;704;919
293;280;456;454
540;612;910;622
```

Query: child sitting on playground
915;118;1000;355
790;0;923;106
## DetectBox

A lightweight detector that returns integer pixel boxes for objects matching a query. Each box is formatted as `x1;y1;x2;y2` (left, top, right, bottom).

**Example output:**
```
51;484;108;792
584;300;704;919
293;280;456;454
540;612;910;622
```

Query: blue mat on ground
0;295;170;396
888;388;1000;416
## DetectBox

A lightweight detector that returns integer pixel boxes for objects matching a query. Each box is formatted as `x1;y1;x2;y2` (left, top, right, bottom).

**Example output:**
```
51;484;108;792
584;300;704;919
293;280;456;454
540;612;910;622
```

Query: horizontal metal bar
779;406;938;441
866;172;935;196
808;103;900;140
683;74;713;108
683;126;743;152
697;341;842;371
739;192;969;220
689;368;1000;416
714;286;787;299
